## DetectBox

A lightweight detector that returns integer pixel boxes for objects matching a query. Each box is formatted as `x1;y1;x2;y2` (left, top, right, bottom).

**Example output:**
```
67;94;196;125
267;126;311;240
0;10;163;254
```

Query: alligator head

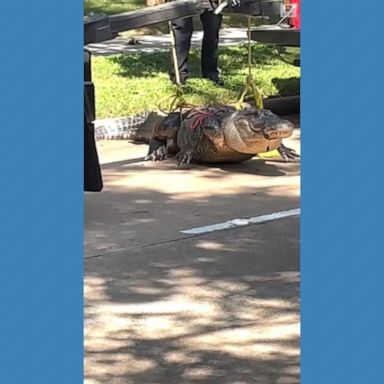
220;108;294;154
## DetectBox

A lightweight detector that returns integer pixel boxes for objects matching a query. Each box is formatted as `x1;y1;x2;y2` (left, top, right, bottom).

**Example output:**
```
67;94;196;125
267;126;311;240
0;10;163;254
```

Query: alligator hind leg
145;112;182;162
278;143;300;161
144;138;168;161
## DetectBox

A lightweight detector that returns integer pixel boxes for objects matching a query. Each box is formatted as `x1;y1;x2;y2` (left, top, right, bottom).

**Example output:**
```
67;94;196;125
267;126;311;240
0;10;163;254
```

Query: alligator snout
263;120;294;140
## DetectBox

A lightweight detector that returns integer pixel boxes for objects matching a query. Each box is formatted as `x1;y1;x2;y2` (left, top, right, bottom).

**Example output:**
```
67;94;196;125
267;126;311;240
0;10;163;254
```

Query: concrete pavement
86;28;249;56
84;115;300;383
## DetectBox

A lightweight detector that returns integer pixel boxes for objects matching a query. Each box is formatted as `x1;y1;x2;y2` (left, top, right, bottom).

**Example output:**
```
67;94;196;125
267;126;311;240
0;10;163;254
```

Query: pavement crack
84;234;196;259
85;212;299;260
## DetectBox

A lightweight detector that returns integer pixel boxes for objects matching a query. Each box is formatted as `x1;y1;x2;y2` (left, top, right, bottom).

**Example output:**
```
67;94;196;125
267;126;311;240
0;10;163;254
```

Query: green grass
84;0;144;15
92;43;300;119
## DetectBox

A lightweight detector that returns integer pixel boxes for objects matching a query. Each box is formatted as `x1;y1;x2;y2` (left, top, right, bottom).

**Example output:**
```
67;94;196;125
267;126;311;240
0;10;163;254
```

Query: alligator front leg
277;143;300;162
174;113;206;166
176;133;200;166
144;138;168;161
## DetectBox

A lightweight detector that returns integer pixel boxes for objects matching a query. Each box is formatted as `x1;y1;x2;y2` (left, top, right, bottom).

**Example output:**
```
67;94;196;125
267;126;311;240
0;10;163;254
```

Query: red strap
187;110;214;130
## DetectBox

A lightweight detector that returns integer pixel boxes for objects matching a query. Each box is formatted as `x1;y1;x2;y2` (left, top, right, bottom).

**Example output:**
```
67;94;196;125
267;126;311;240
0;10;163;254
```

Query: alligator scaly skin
146;106;297;165
94;111;152;141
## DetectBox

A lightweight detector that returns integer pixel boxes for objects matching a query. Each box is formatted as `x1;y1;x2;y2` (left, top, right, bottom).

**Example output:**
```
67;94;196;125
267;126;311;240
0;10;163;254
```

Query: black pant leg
200;10;222;79
171;17;193;80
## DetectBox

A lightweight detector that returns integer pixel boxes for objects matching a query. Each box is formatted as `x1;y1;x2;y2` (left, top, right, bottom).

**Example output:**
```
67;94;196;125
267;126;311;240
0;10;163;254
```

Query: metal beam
84;0;285;45
84;0;211;44
250;26;300;46
110;0;211;32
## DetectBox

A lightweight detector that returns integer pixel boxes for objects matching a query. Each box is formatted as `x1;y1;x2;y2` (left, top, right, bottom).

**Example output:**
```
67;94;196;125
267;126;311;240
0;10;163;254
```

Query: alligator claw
144;145;168;162
176;151;193;166
277;144;300;162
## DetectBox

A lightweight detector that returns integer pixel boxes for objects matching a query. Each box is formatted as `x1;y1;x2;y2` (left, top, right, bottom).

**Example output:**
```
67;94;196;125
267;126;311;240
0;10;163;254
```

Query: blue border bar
0;2;83;383
302;1;384;383
1;1;384;383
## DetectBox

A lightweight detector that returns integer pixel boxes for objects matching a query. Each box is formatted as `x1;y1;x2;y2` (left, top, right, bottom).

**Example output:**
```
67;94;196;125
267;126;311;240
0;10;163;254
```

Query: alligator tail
94;111;153;141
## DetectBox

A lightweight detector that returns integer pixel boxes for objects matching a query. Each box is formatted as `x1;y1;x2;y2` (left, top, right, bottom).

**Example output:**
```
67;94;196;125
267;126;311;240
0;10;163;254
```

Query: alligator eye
236;119;249;129
243;110;257;116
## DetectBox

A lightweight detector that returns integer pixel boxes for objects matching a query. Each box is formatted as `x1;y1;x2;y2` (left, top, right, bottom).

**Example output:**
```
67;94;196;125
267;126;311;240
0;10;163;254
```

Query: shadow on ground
85;190;300;383
85;257;300;384
84;127;300;383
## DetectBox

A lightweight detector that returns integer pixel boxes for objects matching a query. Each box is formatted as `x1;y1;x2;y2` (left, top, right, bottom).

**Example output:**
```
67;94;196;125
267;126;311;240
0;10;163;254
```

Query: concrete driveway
84;115;300;384
86;28;249;56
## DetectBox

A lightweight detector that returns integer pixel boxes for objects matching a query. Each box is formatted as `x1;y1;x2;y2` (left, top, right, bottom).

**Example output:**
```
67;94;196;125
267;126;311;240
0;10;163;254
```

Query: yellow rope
169;20;181;87
158;15;264;117
155;22;189;116
237;17;282;158
236;16;264;110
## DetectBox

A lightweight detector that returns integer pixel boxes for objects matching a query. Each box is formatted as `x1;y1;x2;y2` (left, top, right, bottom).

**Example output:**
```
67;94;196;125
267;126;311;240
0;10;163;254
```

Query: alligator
143;105;299;165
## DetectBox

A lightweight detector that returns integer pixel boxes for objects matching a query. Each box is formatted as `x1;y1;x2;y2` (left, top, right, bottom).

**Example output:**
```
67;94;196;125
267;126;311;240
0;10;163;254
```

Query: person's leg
171;17;193;83
200;10;223;83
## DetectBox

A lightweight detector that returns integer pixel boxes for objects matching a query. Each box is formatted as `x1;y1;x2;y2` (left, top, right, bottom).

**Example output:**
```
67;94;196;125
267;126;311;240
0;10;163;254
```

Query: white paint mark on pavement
181;208;300;235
